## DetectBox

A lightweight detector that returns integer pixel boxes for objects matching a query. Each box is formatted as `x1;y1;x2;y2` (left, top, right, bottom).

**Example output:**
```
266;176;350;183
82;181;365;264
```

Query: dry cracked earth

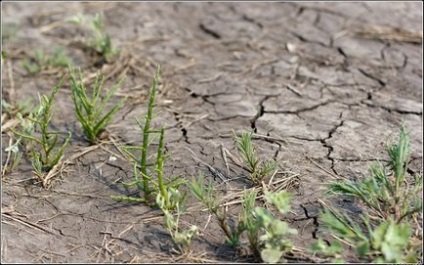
1;2;423;263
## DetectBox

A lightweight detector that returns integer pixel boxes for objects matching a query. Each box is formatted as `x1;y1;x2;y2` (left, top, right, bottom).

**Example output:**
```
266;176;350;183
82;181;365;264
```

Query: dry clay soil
1;2;423;263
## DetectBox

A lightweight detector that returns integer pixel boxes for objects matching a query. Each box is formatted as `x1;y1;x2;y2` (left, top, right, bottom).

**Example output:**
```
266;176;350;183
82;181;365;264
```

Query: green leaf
385;222;410;246
5;139;21;153
264;190;292;214
260;248;283;263
355;240;370;257
331;258;346;263
372;221;389;249
254;207;274;228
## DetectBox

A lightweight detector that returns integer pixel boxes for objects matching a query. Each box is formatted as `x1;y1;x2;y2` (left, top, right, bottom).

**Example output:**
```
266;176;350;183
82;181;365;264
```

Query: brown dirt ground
1;2;422;263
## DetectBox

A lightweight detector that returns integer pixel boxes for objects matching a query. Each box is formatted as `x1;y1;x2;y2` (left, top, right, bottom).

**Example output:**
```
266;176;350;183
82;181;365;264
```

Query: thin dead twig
286;84;303;97
2;213;63;237
353;25;422;44
307;156;344;180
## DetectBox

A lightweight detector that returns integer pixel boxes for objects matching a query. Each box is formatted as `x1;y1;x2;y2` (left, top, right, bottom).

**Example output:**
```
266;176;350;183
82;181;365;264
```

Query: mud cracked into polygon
1;2;422;263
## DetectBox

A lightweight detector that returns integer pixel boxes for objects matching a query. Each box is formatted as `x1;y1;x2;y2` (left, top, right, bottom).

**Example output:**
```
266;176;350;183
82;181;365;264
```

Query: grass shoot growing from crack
233;130;277;185
70;67;125;144
12;77;71;187
114;66;186;208
316;125;422;263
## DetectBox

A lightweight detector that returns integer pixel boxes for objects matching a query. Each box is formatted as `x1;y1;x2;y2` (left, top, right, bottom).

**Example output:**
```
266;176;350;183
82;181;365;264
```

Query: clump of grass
233;131;277;185
316;125;422;263
156;188;199;254
22;48;71;74
68;12;119;62
12;78;71;187
69;67;125;145
113;66;186;208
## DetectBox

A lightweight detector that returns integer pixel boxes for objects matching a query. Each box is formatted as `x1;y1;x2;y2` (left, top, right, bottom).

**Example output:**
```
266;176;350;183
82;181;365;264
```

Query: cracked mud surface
2;2;422;263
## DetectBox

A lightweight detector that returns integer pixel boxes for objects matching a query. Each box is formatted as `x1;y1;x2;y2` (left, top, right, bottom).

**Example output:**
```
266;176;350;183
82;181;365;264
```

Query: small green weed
12;78;71;187
22;48;71;74
309;238;344;259
1;97;34;133
233;131;277;185
2;137;23;177
317;125;422;263
244;189;297;263
190;173;245;247
190;174;297;263
69;13;119;62
113;66;186;208
2;22;19;41
157;188;199;254
69;67;125;145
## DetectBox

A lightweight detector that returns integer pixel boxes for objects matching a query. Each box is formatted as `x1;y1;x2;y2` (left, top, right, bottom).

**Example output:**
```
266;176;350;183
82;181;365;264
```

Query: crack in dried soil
321;120;345;176
358;68;386;87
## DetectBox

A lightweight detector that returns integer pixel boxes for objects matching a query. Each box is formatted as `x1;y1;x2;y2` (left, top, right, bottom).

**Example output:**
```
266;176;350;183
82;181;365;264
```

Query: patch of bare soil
1;2;422;263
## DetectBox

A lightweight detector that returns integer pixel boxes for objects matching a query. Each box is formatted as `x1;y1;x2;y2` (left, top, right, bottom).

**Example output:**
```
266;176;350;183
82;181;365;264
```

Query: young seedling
190;173;246;247
317;125;422;263
233;131;277;185
190;175;297;263
2;22;19;42
157;188;199;254
12;78;71;187
241;189;297;263
69;67;125;145
2;137;23;177
114;66;186;208
309;238;344;260
68;12;119;62
1;98;34;133
22;48;71;74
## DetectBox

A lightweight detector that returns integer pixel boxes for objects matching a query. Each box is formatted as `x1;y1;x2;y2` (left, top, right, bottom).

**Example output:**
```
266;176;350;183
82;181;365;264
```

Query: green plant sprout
68;12;119;62
248;189;297;263
318;125;422;263
2;98;34;119
113;66;186;208
309;238;344;259
1;97;35;133
12;78;71;187
22;48;71;74
190;173;246;247
156;188;199;254
190;175;297;263
2;137;23;177
233;131;277;185
2;22;19;42
69;67;125;145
